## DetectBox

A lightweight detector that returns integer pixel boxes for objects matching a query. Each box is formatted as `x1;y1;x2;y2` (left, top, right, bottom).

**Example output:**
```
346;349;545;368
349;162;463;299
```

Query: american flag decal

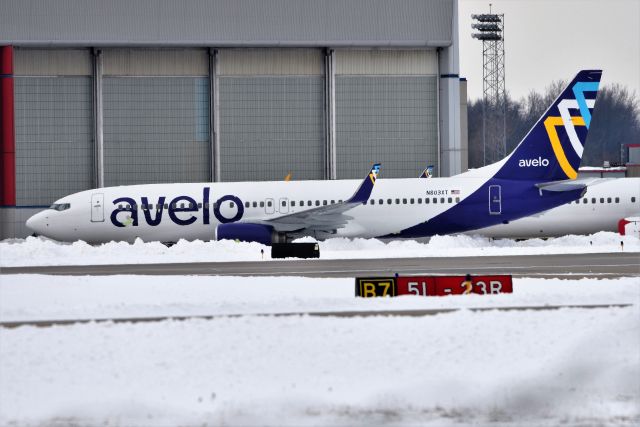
451;189;460;195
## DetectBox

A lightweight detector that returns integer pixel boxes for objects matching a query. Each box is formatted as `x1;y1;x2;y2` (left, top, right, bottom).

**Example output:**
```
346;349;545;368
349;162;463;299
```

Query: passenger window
599;198;604;203
291;201;296;207
615;197;619;203
315;200;320;206
338;200;343;203
402;198;407;204
198;203;203;209
164;203;169;209
425;198;429;204
260;201;264;208
633;197;637;203
281;201;286;207
582;198;587;203
267;201;272;207
244;202;250;208
308;201;312;206
440;197;445;203
379;199;383;204
447;197;452;203
417;198;422;204
369;199;374;205
387;199;392;205
395;199;400;204
591;198;596;204
607;197;611;203
118;204;123;209
323;200;327;205
433;198;437;204
331;200;335;204
455;197;460;203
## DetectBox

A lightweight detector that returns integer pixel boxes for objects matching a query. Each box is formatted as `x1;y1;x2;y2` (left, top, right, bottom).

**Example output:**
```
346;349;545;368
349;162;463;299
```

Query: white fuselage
473;178;640;238
27;175;487;244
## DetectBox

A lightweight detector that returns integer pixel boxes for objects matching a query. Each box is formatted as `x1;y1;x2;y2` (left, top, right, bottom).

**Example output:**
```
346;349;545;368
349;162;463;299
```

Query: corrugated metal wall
13;49;93;205
102;49;210;186
218;49;324;181
335;49;438;179
0;0;454;48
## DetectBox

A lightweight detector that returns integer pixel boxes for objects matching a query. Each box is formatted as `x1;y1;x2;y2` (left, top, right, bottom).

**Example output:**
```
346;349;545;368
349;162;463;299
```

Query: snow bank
1;275;638;425
1;231;637;267
1;274;638;323
1;306;638;426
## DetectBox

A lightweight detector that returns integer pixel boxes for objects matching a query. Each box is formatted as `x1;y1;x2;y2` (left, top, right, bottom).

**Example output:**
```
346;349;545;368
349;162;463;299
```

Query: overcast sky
458;0;640;101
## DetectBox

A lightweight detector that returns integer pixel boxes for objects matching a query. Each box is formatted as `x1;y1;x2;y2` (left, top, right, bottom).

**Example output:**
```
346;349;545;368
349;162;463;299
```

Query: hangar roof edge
0;0;454;47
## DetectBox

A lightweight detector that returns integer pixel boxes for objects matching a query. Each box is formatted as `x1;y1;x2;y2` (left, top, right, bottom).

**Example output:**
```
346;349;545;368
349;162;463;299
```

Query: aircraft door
265;198;275;214
489;185;502;215
91;193;105;222
279;198;289;214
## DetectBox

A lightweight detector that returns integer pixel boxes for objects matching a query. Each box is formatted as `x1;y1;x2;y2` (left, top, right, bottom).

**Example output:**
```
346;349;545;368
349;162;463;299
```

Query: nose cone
26;211;47;236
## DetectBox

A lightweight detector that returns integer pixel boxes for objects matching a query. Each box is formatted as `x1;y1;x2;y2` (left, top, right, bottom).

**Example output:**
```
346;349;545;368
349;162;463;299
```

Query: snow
1;231;638;267
1;275;638;323
1;234;639;425
1;275;639;426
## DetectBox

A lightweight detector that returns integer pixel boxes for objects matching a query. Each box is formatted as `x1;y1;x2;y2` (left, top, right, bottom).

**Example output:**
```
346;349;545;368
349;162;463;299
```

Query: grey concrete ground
2;252;638;278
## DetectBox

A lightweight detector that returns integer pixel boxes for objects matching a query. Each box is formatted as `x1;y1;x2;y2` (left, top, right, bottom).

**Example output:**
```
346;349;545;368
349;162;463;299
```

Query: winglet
419;165;434;179
347;163;381;204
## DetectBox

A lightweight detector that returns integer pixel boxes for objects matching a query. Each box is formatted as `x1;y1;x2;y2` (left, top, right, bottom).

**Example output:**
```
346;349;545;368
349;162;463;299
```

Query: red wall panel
0;45;16;206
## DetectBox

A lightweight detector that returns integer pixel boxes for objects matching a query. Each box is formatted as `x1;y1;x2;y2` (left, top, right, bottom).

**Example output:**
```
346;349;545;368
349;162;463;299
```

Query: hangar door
13;49;94;206
335;50;438;179
102;49;210;186
218;49;325;182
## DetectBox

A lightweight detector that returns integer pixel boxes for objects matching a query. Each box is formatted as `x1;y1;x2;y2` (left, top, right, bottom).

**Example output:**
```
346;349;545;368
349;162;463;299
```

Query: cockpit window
49;203;71;211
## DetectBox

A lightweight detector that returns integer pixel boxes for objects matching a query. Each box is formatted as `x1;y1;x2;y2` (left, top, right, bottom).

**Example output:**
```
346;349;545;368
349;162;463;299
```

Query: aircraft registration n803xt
27;70;603;245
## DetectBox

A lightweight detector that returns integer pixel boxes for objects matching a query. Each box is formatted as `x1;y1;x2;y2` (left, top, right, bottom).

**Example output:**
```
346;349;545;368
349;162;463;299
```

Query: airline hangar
0;0;465;239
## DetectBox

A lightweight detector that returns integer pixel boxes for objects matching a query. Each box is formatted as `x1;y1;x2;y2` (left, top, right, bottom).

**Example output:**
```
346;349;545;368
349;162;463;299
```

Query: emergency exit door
489;185;501;215
91;193;104;222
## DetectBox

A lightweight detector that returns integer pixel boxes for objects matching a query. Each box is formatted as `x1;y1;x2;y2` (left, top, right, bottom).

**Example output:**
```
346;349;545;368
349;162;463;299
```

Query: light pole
472;6;506;166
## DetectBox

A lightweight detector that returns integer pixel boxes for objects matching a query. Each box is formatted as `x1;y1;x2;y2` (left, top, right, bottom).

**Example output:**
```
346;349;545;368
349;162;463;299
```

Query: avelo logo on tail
518;157;550;167
495;70;601;182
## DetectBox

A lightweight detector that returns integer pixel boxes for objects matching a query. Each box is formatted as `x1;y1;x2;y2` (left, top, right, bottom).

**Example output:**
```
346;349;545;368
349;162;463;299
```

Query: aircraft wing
254;164;381;234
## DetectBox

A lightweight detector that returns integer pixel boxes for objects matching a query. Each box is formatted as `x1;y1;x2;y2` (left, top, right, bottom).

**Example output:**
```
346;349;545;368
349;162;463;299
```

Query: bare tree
467;82;640;168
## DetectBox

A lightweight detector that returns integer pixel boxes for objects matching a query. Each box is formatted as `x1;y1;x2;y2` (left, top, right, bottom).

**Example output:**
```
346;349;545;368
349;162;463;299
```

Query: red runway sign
356;275;513;297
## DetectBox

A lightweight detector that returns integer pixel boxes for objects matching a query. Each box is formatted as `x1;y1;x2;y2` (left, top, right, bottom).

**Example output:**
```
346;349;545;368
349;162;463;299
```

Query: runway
2;252;638;278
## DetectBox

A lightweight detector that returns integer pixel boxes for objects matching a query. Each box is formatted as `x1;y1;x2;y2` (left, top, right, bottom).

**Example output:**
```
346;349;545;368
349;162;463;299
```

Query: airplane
469;177;639;238
27;70;604;245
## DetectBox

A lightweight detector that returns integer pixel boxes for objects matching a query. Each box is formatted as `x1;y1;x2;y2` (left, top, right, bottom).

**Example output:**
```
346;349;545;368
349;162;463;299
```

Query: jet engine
216;223;276;245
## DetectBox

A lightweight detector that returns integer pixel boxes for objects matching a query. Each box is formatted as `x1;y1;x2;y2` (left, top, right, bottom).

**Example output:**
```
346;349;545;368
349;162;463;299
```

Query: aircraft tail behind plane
494;69;602;182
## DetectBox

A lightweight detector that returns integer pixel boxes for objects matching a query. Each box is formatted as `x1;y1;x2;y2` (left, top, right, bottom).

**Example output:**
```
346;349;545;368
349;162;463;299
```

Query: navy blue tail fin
494;70;602;182
348;163;381;204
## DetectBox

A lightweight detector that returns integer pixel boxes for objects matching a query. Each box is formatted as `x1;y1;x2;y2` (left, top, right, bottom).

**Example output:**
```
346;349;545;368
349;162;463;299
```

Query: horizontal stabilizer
535;178;600;194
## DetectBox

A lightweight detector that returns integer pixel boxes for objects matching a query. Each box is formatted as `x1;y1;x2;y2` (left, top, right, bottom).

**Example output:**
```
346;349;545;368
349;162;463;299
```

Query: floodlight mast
472;5;506;166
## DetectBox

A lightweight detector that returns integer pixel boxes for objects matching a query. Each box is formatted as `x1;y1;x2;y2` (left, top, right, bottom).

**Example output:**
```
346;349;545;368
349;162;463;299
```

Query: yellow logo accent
543;116;586;179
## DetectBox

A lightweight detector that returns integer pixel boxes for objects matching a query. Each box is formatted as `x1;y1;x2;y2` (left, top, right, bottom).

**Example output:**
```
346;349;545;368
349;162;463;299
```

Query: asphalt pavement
2;252;638;278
